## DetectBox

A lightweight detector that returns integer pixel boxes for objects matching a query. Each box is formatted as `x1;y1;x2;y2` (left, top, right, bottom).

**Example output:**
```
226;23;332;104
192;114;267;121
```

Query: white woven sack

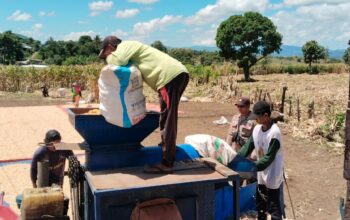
98;64;146;127
184;134;237;165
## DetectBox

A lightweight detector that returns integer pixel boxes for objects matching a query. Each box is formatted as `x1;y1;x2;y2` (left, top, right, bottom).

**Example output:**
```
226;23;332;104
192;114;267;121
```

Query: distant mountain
273;45;302;57
274;45;345;59
188;45;346;59
189;46;219;52
328;49;345;59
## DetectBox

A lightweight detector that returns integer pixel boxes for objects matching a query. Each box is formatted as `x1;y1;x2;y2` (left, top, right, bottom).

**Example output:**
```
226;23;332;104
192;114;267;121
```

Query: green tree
151;40;168;53
302;40;327;71
199;51;223;66
216;12;282;81
0;31;25;64
343;47;350;64
168;48;195;65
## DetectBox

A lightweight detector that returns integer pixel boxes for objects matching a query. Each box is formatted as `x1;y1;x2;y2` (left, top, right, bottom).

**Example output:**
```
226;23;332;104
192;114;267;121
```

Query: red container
0;206;19;220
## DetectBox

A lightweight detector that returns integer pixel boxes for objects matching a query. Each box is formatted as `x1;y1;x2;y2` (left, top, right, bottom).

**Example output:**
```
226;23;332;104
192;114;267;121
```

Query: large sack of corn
99;63;146;127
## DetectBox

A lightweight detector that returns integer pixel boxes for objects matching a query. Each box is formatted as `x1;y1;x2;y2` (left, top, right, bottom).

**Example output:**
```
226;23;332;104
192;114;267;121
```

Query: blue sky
1;0;349;49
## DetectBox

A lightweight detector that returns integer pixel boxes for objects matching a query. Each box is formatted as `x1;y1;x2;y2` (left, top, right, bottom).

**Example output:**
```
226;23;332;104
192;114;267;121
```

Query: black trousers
158;72;189;166
345;181;350;219
256;184;282;220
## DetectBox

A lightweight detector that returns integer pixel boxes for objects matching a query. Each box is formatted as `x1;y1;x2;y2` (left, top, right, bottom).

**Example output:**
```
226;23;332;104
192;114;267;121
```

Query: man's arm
254;138;280;171
107;41;143;66
237;136;255;157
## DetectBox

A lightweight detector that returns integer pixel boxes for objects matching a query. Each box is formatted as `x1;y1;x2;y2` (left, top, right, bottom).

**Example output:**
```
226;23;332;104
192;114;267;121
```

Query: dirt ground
0;92;345;220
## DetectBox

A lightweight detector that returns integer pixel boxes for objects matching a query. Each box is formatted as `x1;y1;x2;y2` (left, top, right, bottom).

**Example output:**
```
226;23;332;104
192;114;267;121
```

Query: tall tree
0;31;24;64
151;40;168;53
216;12;282;81
343;47;350;64
302;40;327;70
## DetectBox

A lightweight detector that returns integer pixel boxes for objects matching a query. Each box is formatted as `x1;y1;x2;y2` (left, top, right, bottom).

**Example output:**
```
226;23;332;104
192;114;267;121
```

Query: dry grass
167;72;349;149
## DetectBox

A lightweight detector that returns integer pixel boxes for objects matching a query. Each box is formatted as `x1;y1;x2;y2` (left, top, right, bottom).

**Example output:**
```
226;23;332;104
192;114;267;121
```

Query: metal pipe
38;160;49;187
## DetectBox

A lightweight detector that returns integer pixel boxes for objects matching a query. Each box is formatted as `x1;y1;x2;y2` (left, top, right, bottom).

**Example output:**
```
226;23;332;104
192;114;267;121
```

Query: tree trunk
309;62;312;73
243;65;250;81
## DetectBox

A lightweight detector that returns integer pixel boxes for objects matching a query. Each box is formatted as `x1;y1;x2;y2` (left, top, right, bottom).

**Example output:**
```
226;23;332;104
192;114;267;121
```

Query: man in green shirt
99;36;189;173
238;101;284;220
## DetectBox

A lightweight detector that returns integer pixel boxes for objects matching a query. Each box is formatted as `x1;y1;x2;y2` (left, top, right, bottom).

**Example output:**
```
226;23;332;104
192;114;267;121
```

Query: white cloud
33;24;43;31
186;0;269;26
115;9;140;18
128;0;158;4
39;11;55;17
111;29;129;38
7;10;32;21
191;24;218;46
89;1;113;16
133;15;182;37
63;31;97;41
271;2;350;49
336;31;350;42
20;23;44;38
282;0;349;6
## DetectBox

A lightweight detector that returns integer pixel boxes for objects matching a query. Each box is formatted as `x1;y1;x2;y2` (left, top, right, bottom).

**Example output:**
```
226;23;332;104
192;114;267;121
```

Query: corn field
0;65;103;92
0;63;347;92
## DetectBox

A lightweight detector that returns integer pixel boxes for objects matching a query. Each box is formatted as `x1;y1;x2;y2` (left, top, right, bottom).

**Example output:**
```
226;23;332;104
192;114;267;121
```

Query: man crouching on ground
99;36;189;174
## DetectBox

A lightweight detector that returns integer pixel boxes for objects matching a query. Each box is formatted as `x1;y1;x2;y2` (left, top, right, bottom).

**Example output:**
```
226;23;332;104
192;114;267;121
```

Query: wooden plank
200;157;238;178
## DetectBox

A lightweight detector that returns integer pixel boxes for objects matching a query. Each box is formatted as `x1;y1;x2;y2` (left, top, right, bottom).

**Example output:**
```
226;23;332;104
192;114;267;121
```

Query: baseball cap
44;130;61;144
235;96;250;107
252;101;271;116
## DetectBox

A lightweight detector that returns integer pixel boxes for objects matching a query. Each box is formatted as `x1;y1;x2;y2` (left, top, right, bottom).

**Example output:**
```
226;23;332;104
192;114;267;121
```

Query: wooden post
297;98;301;122
288;99;292;117
343;41;350;218
307;101;315;119
280;86;288;114
38;160;49;187
258;89;262;101
267;92;273;110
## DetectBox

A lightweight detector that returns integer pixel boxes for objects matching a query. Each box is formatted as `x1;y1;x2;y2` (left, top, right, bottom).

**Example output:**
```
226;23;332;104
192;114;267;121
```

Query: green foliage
168;48;195;65
302;40;327;72
216;11;282;81
185;64;219;85
0;31;25;64
198;51;223;66
38;35;101;65
343;47;350;64
151;41;168;53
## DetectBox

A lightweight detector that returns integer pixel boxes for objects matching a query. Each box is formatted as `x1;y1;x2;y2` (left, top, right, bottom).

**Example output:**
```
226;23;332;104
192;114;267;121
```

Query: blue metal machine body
67;108;255;220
